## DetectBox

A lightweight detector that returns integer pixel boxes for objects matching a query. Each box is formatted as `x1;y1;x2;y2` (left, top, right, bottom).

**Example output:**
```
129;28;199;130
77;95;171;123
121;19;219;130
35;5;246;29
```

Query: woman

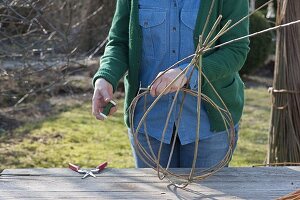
92;0;250;168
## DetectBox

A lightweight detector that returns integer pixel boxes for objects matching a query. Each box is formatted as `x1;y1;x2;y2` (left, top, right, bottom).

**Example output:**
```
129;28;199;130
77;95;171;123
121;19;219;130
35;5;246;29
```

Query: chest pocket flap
139;9;166;28
138;9;167;59
180;10;198;30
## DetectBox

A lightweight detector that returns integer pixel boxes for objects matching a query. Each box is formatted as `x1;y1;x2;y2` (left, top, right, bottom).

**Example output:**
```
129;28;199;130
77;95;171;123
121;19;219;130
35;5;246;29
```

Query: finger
95;114;106;121
150;78;162;97
92;103;105;121
92;92;101;116
156;81;167;96
169;86;179;93
92;90;107;120
163;88;171;95
171;76;187;92
109;106;118;115
101;89;112;103
162;82;172;95
93;102;105;121
180;76;188;87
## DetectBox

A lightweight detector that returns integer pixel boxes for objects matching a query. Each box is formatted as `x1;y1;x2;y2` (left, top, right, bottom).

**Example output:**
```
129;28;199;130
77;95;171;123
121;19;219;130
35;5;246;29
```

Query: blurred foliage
0;62;97;108
241;11;273;75
0;1;115;113
0;0;115;57
255;0;277;10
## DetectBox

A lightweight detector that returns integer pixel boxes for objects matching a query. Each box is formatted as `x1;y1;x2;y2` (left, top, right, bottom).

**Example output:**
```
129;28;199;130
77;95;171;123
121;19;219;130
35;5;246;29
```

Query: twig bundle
268;0;300;164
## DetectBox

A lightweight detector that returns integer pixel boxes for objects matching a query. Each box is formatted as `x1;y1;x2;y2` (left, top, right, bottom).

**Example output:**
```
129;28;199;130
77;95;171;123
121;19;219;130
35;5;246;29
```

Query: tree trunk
268;0;300;164
250;0;256;12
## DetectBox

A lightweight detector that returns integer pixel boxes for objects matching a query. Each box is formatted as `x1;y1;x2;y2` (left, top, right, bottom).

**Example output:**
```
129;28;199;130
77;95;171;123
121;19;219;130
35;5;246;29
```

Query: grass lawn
231;87;271;166
0;87;271;169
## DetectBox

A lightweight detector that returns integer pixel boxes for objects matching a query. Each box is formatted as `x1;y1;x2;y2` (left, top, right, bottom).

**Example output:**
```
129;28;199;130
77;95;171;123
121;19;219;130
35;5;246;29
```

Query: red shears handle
69;163;80;172
96;162;108;171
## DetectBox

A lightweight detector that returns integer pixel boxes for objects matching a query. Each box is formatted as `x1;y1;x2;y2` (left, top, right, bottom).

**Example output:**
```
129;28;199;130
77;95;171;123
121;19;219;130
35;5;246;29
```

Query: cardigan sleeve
202;0;250;85
92;0;130;91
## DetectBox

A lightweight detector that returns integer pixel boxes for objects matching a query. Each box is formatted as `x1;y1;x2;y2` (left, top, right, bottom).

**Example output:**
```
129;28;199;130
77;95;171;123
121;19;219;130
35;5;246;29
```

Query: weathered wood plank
0;191;245;200
1;167;300;200
2;166;300;177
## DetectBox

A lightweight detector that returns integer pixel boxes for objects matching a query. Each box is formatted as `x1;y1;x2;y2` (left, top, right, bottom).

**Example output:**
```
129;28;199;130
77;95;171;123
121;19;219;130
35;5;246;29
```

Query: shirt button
144;21;148;27
172;50;176;54
173;27;177;32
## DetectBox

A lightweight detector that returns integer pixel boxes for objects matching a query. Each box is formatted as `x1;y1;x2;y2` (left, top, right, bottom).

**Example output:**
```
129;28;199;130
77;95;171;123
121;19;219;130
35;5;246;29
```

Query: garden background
0;0;277;169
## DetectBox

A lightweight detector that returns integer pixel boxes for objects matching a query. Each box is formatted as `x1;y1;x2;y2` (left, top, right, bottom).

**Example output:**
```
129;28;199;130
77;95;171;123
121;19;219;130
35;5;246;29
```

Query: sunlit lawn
0;99;133;169
231;87;271;166
0;87;271;169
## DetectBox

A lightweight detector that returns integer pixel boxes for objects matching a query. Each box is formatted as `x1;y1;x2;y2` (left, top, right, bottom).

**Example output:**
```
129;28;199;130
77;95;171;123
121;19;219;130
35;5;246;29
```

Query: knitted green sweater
93;0;250;132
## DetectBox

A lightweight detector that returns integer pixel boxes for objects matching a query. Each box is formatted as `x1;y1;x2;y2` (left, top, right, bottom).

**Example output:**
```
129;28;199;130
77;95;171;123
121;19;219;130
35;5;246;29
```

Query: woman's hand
92;78;117;120
150;68;187;97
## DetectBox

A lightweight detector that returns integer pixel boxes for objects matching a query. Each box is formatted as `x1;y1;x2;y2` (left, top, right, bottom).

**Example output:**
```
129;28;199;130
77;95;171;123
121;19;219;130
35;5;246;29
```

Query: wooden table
1;167;300;199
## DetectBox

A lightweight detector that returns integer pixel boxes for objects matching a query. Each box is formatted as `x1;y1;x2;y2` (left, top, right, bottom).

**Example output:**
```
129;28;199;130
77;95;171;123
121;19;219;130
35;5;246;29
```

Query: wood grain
1;167;300;200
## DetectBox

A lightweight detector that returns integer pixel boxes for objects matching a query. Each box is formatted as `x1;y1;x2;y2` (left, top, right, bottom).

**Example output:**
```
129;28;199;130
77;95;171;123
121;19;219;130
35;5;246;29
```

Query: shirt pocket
180;10;198;57
139;9;167;59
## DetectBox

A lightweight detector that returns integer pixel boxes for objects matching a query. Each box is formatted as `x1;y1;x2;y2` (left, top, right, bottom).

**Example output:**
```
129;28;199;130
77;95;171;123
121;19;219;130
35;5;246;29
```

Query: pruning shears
68;162;108;179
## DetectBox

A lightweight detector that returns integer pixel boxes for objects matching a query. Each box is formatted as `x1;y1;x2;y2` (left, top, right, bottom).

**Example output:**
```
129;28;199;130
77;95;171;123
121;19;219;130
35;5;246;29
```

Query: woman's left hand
150;68;187;97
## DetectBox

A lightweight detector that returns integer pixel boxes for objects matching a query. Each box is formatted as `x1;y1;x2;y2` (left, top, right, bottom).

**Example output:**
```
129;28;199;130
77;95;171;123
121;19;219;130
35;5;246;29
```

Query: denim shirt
134;0;237;145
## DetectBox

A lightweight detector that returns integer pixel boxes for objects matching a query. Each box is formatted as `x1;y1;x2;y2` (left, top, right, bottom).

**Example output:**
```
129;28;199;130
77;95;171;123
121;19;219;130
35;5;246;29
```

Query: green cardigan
93;0;250;132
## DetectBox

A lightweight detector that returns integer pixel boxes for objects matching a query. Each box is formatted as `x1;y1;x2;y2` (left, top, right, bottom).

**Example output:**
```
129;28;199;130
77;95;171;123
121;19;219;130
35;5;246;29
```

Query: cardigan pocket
180;10;198;57
139;9;166;60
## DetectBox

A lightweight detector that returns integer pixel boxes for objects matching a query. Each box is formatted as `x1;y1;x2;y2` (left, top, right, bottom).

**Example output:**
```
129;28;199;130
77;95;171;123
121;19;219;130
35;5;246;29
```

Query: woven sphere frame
129;45;236;187
129;83;236;188
128;0;300;188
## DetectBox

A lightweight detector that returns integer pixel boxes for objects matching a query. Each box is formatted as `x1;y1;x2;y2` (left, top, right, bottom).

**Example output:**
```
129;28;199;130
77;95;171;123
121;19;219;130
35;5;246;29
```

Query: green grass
231;87;271;166
0;87;271;169
0;99;134;169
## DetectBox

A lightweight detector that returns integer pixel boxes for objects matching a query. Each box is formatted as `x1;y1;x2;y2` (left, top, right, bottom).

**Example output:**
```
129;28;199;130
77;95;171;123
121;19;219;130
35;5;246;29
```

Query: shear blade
82;172;96;179
89;172;96;178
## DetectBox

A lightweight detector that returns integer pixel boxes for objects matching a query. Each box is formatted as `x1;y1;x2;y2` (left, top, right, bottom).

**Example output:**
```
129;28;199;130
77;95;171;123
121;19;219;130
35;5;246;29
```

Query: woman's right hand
92;78;117;120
